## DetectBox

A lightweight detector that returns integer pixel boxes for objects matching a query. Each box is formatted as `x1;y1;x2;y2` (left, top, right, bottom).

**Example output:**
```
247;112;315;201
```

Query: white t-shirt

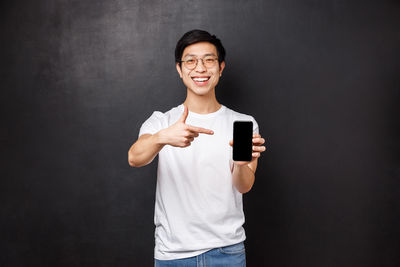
138;103;259;260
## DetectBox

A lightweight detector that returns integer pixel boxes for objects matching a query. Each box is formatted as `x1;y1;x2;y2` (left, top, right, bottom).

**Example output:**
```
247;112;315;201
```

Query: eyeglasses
180;56;219;70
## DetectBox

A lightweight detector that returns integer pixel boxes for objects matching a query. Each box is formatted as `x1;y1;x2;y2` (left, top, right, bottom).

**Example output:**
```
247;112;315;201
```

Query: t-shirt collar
179;104;226;119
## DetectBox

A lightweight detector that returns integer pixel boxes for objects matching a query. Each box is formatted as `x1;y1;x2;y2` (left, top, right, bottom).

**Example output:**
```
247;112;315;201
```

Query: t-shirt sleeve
250;116;259;135
138;111;164;138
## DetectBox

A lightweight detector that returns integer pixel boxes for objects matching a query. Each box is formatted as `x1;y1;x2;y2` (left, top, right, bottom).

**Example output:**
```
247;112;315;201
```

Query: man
128;29;266;267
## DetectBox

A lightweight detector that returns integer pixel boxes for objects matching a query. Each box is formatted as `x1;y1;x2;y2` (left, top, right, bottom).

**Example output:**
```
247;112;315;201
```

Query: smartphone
233;121;253;161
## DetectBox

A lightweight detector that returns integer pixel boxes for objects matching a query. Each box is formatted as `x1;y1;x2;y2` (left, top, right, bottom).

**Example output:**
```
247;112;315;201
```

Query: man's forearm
232;164;255;194
128;132;165;167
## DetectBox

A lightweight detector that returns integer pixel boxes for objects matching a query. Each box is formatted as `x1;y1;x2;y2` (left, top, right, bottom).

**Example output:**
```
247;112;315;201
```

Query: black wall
1;0;399;266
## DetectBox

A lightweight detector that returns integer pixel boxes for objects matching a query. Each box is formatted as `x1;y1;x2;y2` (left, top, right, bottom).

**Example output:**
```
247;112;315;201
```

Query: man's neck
183;88;221;114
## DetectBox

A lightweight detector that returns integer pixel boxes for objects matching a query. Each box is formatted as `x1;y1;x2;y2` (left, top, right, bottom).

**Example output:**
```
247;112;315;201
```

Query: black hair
175;29;226;66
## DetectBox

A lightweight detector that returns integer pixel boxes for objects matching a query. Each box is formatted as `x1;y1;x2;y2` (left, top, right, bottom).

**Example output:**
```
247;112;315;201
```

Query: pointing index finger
187;125;214;135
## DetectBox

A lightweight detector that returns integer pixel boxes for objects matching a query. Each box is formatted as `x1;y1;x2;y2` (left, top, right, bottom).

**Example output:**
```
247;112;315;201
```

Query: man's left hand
229;133;266;166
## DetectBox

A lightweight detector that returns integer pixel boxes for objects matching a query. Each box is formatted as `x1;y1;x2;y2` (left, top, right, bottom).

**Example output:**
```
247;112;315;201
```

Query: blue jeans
154;241;246;267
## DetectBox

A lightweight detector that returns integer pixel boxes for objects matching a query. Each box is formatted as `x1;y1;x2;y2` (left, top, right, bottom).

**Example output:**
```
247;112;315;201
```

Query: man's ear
219;61;226;76
176;63;183;78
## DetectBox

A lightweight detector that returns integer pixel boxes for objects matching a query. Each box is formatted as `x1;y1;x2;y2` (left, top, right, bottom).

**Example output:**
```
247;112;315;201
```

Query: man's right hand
157;105;214;147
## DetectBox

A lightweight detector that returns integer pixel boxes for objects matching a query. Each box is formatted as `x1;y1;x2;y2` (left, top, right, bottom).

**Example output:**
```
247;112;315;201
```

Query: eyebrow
183;53;217;58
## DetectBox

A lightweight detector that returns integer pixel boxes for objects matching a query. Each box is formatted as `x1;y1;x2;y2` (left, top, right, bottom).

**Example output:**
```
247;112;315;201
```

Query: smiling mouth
191;77;210;82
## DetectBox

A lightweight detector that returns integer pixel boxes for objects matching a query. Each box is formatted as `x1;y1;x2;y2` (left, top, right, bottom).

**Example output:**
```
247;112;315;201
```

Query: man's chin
188;87;212;96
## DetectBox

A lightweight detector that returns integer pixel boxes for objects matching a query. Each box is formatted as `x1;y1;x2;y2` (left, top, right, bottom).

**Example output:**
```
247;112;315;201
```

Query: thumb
179;104;189;123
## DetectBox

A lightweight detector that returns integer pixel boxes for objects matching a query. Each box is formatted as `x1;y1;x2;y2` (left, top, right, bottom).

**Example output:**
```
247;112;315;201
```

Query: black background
1;0;399;266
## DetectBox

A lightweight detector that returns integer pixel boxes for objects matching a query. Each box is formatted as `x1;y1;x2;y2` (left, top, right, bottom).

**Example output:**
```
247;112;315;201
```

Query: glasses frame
180;56;219;70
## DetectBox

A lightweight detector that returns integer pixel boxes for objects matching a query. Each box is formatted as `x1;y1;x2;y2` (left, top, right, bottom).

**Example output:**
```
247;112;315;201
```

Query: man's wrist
154;130;167;146
232;163;255;194
233;163;255;174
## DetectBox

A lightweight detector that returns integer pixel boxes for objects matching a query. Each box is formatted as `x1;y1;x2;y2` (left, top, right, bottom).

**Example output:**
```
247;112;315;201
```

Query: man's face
176;42;225;96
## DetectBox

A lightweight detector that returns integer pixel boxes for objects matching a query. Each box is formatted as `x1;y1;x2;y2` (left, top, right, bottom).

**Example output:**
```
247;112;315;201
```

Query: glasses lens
184;59;196;69
203;57;217;68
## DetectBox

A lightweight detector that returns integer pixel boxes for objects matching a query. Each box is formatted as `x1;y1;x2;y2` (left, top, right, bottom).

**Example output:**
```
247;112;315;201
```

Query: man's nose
194;59;206;72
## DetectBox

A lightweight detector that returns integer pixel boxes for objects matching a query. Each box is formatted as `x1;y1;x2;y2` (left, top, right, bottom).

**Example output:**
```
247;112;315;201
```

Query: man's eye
186;59;195;64
205;58;215;63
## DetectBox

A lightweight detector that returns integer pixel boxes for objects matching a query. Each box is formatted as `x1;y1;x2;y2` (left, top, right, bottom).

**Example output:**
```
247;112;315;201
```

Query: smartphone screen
233;121;253;161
